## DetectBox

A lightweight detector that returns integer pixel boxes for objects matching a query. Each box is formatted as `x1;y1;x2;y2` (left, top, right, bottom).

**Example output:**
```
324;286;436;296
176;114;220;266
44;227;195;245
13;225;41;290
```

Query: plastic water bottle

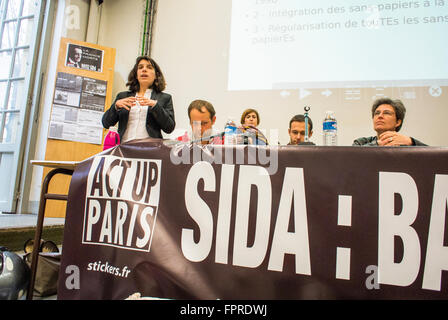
323;111;337;146
224;118;237;145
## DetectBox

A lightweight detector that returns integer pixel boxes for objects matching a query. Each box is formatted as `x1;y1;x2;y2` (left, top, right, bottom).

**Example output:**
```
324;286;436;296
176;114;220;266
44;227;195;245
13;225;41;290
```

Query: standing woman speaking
102;56;175;143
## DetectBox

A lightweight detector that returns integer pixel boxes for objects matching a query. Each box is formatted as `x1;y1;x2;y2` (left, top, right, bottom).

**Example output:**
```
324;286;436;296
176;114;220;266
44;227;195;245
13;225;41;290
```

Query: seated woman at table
239;108;268;145
102;56;175;143
353;98;427;146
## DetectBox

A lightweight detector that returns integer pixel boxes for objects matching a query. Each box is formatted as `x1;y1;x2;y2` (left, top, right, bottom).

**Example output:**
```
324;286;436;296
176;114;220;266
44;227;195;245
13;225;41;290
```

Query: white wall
150;0;238;140
96;0;145;98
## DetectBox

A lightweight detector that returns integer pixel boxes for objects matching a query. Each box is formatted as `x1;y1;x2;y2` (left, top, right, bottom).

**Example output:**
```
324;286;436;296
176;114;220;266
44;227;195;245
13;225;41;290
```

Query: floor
0;213;65;229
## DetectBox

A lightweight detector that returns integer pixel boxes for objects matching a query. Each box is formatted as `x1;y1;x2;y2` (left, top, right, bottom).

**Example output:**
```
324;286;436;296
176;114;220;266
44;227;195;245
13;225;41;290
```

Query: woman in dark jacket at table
102;56;175;143
352;97;426;147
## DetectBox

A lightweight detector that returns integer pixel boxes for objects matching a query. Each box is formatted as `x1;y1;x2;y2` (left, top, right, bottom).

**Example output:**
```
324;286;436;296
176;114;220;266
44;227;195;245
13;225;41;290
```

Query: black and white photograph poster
49;72;106;144
65;43;104;72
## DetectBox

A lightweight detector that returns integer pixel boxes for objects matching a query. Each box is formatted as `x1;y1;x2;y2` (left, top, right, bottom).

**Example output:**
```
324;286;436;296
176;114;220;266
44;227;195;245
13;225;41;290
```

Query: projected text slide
228;0;448;90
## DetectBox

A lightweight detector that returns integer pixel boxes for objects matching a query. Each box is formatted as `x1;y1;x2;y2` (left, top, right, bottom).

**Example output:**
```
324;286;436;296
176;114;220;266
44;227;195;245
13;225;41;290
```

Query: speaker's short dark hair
188;100;216;120
289;114;313;133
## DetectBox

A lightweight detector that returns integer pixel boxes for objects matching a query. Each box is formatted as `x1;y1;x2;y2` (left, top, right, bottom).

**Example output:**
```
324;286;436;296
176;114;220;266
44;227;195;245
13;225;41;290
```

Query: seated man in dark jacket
353;98;427;146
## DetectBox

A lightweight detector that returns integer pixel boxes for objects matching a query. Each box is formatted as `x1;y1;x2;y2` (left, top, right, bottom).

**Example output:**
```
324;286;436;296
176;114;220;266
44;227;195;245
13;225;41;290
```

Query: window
0;0;43;212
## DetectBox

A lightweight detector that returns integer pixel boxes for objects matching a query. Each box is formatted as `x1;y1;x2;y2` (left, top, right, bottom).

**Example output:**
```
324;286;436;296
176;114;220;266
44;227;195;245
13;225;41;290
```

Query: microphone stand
304;106;310;143
298;106;315;146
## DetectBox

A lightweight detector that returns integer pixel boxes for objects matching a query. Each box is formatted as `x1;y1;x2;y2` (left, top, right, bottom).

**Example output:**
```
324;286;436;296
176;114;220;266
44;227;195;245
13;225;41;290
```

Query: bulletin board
43;38;115;217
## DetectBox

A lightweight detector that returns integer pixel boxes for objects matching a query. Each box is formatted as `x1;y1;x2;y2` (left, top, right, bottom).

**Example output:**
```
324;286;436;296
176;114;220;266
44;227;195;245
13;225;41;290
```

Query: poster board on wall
48;72;106;144
43;38;115;218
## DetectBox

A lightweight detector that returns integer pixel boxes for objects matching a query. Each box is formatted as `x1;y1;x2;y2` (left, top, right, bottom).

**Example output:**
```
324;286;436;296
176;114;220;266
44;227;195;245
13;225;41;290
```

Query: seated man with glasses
353;97;427;146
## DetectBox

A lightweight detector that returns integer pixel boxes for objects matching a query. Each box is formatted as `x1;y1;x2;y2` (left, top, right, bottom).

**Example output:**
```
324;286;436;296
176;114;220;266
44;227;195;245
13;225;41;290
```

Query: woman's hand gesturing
115;97;136;111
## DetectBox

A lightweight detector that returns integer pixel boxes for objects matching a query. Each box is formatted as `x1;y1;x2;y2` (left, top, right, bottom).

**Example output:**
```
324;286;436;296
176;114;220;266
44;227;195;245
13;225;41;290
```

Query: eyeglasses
374;110;395;117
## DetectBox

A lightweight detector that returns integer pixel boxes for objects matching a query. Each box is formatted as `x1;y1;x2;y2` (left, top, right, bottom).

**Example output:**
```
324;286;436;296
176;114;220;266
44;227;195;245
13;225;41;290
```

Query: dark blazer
102;90;175;142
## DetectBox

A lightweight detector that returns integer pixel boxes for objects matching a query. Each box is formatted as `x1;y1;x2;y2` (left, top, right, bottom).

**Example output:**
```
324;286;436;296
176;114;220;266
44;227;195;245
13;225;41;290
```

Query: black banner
58;139;448;299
